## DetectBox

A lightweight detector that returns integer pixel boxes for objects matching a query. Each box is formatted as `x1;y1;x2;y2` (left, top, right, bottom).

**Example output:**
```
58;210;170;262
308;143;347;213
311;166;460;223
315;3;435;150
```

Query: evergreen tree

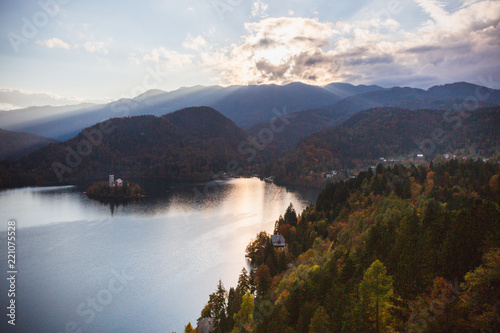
284;203;298;226
184;322;194;333
232;291;255;333
255;264;272;295
200;280;227;332
309;306;331;333
359;260;394;332
236;268;250;295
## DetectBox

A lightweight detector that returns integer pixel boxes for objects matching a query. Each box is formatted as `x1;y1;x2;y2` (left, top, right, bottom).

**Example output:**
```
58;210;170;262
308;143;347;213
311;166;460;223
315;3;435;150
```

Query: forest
273;106;500;187
0;106;498;191
0;107;269;188
191;159;500;332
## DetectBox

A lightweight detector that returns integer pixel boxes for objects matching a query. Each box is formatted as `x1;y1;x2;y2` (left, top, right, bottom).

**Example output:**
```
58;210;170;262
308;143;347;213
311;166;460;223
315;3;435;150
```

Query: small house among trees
271;234;286;251
196;317;215;333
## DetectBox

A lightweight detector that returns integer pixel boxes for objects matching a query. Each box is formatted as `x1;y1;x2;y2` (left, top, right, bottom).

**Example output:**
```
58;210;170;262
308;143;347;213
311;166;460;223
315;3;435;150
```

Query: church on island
108;175;123;187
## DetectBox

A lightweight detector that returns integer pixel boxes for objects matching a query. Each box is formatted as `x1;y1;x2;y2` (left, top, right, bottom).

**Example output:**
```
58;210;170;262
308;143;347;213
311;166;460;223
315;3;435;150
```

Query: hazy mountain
0;103;100;127
274;106;500;186
326;82;500;120
247;82;500;151
323;82;384;99
127;82;353;126
2;81;498;144
0;83;387;141
427;82;500;103
0;128;58;160
0;103;103;140
208;83;341;126
15;107;254;184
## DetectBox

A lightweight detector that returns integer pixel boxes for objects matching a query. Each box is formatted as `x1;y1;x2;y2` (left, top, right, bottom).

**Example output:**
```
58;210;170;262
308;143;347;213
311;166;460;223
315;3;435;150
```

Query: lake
0;178;318;332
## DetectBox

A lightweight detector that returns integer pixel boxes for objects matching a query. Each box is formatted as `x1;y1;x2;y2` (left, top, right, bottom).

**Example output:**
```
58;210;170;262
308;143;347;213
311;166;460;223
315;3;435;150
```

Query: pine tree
184;322;194;333
309;306;331;333
232;291;255;333
359;260;394;332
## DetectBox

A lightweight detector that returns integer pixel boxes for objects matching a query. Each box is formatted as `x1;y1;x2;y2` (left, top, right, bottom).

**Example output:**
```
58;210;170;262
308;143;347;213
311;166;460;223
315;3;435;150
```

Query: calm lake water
0;178;318;332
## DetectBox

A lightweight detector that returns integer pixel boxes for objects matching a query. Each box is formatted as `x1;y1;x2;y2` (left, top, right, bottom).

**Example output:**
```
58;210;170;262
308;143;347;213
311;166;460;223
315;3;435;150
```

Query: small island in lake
86;175;147;198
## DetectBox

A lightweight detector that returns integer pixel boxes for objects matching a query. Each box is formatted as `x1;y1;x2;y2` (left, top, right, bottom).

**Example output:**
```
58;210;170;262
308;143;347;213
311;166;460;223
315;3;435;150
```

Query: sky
0;0;499;110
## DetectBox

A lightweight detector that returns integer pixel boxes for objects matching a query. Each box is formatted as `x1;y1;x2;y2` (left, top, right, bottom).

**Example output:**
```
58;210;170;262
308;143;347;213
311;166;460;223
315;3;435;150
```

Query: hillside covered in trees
247;82;500;152
0;128;58;160
0;107;278;188
193;159;500;332
1;103;498;190
273;106;500;187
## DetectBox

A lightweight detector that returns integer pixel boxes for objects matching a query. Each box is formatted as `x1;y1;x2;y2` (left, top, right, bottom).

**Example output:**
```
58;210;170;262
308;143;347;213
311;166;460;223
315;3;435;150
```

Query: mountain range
0;81;499;189
0;82;384;140
248;82;500;150
2;82;498;147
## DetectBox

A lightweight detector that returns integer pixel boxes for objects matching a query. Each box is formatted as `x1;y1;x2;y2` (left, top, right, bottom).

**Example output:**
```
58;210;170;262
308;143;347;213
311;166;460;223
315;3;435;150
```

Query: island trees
86;180;146;198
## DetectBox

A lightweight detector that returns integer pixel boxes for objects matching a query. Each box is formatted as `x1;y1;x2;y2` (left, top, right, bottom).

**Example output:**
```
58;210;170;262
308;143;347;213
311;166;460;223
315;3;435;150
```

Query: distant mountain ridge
0;128;58;160
323;82;384;98
330;82;500;118
0;82;385;140
2;81;498;144
0;103;103;140
248;82;500;151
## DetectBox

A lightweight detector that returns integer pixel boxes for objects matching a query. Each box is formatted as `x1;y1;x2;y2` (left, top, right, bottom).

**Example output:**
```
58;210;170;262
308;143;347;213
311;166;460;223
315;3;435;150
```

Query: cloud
0;103;19;111
189;0;500;88
133;47;193;72
201;17;390;85
83;41;108;55
413;0;449;26
252;1;269;18
346;55;394;66
36;37;109;55
0;88;88;110
36;38;71;50
182;34;208;51
405;45;441;54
